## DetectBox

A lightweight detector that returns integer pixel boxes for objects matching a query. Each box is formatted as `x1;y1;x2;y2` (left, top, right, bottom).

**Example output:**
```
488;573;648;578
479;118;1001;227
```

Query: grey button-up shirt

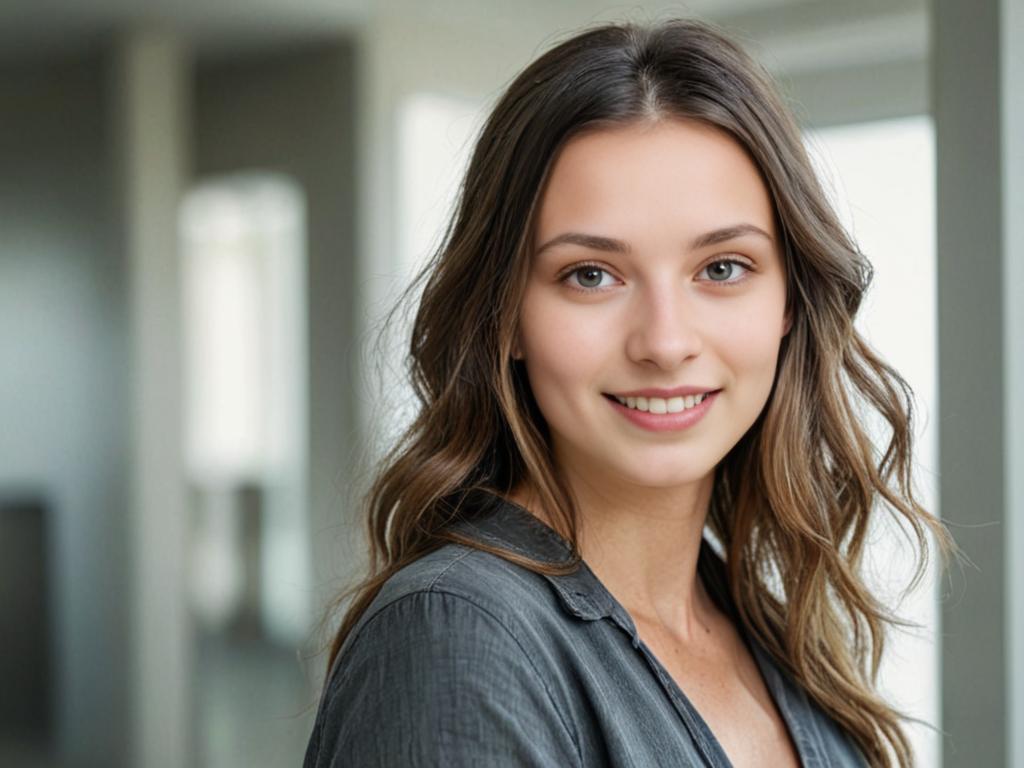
304;493;866;766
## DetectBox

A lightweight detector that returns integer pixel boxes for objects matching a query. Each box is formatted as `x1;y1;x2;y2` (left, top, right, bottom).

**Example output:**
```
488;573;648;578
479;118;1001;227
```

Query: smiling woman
514;120;790;507
304;17;959;768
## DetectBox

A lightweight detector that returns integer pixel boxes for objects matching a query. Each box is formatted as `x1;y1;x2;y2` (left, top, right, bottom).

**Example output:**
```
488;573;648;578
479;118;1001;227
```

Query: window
806;116;939;767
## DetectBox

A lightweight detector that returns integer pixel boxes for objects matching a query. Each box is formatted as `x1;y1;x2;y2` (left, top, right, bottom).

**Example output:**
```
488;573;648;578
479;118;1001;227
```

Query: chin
611;460;715;490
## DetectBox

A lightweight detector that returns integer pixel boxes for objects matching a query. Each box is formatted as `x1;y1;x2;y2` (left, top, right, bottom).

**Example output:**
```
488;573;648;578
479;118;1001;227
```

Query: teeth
612;393;710;412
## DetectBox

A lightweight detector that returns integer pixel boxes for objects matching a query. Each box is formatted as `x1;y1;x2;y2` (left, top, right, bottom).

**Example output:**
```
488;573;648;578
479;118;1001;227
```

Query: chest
637;623;803;768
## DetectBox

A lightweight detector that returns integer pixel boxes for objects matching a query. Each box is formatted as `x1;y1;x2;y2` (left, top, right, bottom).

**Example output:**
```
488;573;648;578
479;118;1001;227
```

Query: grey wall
193;35;360;727
0;51;130;767
0;37;359;767
933;0;1024;765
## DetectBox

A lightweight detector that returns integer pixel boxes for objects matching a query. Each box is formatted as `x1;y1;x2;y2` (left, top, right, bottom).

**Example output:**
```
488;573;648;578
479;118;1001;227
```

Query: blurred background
0;0;1020;766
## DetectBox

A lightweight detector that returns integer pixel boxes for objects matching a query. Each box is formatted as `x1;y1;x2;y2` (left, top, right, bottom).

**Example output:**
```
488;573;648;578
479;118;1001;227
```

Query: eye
560;263;619;292
699;258;752;285
559;257;754;293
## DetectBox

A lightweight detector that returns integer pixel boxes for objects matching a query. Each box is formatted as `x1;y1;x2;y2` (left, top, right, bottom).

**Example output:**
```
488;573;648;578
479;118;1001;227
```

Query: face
514;119;791;494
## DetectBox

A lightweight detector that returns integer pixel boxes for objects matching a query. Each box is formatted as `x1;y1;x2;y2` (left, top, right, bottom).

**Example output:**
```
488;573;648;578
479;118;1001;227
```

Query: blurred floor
195;632;317;768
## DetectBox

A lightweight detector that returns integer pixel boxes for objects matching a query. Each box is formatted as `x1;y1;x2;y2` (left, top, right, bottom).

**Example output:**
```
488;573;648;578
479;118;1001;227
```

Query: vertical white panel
1002;1;1024;765
365;92;482;453
805;117;939;767
180;173;310;645
114;28;192;768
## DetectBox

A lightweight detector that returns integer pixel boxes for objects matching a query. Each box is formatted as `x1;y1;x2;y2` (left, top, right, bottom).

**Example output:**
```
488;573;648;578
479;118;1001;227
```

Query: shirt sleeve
304;589;582;768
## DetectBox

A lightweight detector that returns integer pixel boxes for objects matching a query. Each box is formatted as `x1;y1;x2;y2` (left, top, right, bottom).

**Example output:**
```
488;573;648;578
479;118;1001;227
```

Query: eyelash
558;258;753;294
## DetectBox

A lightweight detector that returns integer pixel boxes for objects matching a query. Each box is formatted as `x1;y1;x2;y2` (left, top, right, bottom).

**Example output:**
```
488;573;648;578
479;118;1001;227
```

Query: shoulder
305;544;582;767
343;542;543;661
347;541;558;646
325;542;565;687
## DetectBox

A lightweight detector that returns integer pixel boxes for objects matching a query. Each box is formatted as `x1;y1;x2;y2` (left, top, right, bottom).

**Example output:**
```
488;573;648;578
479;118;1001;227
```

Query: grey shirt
303;493;866;767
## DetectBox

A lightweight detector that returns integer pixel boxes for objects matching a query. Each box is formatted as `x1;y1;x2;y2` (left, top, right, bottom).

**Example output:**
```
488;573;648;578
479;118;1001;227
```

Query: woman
304;17;958;768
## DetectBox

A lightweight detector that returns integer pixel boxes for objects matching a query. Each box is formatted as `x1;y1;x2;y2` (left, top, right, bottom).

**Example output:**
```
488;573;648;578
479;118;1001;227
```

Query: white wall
807;115;940;767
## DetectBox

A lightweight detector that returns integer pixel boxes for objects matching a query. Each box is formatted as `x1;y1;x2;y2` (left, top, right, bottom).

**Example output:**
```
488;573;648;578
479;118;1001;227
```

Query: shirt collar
446;489;739;630
446;491;619;621
445;494;832;767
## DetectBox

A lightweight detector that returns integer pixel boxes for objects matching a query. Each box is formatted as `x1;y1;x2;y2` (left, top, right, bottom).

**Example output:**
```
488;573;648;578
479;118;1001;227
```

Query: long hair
319;17;959;767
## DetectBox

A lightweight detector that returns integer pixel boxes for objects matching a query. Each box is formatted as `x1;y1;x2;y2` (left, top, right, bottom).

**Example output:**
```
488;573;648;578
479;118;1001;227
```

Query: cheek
518;291;613;380
710;296;786;385
517;290;623;428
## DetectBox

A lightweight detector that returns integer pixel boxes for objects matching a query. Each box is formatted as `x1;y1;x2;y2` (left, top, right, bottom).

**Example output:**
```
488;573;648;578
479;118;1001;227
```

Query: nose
625;286;702;370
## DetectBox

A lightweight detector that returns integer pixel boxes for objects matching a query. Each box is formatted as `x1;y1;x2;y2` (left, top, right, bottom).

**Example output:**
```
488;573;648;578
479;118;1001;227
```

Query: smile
603;390;721;432
610;393;711;414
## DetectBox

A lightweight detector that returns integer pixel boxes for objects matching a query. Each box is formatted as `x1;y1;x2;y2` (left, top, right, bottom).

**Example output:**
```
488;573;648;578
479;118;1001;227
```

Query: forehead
534;119;776;241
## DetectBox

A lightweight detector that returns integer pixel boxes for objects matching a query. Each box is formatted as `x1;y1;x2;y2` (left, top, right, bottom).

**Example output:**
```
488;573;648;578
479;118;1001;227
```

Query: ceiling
0;0;927;69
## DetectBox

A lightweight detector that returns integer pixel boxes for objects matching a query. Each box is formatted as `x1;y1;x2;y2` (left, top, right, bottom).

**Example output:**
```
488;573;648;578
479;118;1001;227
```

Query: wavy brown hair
318;17;960;767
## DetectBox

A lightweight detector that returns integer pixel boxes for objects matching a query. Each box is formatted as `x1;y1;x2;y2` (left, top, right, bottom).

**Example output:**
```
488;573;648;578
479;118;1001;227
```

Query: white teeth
612;393;710;413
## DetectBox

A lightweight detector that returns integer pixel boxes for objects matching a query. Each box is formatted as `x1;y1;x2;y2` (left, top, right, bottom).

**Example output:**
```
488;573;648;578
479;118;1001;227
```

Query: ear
511;331;525;360
782;307;793;337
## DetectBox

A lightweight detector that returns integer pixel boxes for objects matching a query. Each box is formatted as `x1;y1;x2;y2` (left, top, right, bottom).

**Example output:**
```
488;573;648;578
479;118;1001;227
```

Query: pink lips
606;390;720;432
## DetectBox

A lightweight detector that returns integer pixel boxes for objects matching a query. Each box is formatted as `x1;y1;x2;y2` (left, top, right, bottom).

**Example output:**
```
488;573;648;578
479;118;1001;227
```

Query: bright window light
806;115;939;768
180;172;310;645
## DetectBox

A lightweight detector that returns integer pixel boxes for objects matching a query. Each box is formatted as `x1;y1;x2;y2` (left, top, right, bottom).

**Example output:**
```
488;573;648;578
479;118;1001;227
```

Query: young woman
303;17;957;768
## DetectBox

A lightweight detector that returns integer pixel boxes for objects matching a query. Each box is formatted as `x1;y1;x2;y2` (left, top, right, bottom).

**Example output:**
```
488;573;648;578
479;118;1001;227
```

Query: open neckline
480;494;817;767
608;551;810;768
634;619;809;768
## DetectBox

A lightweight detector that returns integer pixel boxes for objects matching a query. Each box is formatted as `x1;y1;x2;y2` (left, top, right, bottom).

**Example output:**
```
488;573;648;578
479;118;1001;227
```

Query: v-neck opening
470;495;820;766
624;544;814;768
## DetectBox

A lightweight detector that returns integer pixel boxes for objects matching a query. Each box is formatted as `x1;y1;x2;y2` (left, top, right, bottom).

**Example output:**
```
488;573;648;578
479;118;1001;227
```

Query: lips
606;388;720;432
604;387;721;399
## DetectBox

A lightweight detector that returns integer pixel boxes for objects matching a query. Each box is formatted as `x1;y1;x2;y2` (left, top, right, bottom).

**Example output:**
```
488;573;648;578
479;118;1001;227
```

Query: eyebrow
534;223;774;256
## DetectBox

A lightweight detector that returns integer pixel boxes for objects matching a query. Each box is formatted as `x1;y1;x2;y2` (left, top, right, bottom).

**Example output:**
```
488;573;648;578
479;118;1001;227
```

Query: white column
112;29;193;768
933;1;1024;766
1003;1;1024;766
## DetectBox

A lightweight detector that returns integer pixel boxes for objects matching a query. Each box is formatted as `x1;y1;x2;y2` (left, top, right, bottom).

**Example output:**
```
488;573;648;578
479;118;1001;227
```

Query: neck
507;467;717;642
